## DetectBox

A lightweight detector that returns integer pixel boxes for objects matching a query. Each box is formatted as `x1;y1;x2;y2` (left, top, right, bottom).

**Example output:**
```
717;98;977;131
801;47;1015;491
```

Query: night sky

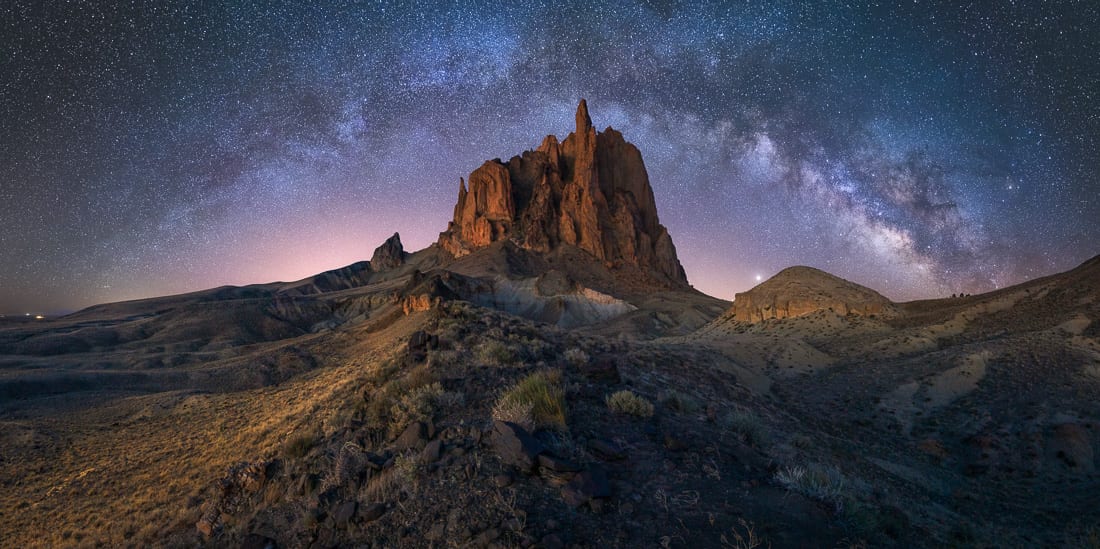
2;1;1098;314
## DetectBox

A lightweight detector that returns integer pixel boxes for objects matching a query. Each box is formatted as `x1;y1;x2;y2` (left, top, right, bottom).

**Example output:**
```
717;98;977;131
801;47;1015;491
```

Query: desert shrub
493;370;567;431
720;517;768;548
283;433;317;459
564;347;589;367
491;397;535;431
660;389;700;414
324;442;366;491
477;340;517;365
389;382;446;432
606;390;655;418
393;452;422;490
723;410;770;447
774;463;848;511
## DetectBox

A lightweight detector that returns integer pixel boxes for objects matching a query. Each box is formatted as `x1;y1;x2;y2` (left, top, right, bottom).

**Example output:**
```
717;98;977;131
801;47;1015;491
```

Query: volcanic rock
438;99;688;286
731;266;898;322
370;232;406;272
490;420;544;474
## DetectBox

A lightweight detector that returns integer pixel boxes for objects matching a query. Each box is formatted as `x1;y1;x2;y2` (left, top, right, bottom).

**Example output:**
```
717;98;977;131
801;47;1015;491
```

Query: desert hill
1;102;1098;548
729;265;898;322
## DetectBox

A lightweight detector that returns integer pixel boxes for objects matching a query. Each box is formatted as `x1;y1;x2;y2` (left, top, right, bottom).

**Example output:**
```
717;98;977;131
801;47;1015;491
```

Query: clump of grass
606;390;655;418
492;370;566;431
563;347;589;367
491;397;535;431
660;389;700;414
391;382;446;433
723;410;770;447
477;340;517;365
283;433;317;459
720;517;769;548
774;463;848;511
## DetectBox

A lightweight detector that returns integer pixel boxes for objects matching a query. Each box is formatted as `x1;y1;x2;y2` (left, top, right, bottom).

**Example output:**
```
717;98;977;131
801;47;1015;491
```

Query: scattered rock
395;422;429;451
538;453;581;473
240;533;277;549
333;501;357;527
561;466;611;508
426;522;446;541
472;528;501;546
588;439;626;461
490;421;545;474
540;534;565;549
1050;423;1094;471
493;473;514;488
361;503;387;523
917;438;949;461
663;433;688;451
421;439;443;464
579;358;620;382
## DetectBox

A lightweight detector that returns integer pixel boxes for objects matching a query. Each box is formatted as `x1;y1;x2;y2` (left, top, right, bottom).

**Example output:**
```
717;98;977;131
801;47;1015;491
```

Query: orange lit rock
437;100;687;286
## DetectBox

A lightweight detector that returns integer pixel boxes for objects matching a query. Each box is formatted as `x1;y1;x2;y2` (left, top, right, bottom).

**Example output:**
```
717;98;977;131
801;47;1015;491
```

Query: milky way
2;1;1098;313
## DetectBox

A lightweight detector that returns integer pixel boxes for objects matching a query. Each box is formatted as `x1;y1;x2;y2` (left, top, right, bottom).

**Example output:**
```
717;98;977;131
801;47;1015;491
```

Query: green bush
606;390;655;418
492;370;567;431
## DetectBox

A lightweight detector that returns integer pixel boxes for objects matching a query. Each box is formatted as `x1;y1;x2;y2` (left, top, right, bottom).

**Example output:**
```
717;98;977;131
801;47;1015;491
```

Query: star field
1;1;1097;313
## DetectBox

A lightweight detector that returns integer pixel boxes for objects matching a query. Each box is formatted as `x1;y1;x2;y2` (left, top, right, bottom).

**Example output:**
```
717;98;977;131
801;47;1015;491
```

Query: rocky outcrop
731;266;897;322
438;100;688;286
370;232;406;272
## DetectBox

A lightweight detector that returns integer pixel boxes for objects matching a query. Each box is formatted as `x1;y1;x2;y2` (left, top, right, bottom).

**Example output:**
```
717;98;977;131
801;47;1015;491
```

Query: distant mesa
731;266;898;322
437;99;688;287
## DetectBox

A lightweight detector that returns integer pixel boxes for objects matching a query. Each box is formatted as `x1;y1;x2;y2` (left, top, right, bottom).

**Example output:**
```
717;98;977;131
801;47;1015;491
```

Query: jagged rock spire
370;232;406;272
576;98;592;133
437;100;688;286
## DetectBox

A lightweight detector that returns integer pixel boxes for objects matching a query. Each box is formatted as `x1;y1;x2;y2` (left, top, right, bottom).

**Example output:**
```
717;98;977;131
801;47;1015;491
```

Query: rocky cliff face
370;232;406;272
438;100;688;286
731;266;897;322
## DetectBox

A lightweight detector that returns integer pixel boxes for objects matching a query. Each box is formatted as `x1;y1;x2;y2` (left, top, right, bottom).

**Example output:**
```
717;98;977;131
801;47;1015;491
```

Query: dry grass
606;390;655;418
492;370;567;431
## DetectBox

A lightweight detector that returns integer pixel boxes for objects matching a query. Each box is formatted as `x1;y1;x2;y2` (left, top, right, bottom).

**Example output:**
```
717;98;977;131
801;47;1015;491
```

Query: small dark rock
240;533;277;549
494;473;514;488
333;501;357;527
421;439;443;464
561;466;611;508
664;433;688;451
538;453;581;473
588;439;626;461
361;502;387;522
473;528;501;546
540;534;565;549
491;421;545;474
395;422;429;451
579;358;620;382
426;522;446;540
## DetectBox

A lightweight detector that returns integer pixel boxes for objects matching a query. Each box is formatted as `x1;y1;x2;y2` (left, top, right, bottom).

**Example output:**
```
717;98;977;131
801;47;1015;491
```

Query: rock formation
438;100;688;286
731;266;897;322
370;232;406;272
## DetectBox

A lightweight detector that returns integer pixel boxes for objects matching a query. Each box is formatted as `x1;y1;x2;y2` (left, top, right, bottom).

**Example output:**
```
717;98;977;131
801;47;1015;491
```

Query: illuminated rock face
730;266;899;322
438;100;688;287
